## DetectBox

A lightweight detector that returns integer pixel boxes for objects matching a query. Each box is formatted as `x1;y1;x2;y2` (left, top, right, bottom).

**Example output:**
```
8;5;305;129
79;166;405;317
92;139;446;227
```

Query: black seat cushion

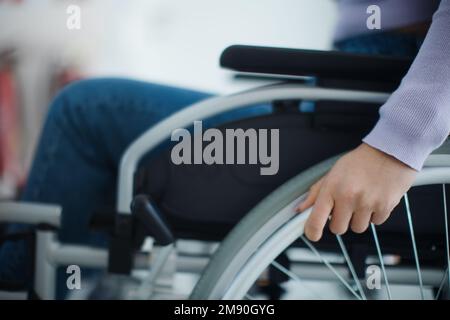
139;104;379;240
137;106;447;263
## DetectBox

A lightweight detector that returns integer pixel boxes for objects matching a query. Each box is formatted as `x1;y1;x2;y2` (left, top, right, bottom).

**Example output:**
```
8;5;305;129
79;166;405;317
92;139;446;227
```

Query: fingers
299;143;413;241
304;189;334;242
296;178;323;212
300;172;399;240
350;210;373;233
328;201;353;235
371;208;391;225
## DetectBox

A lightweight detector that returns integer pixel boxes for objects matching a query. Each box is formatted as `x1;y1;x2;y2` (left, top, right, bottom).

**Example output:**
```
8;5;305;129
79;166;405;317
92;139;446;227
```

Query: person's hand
296;143;417;242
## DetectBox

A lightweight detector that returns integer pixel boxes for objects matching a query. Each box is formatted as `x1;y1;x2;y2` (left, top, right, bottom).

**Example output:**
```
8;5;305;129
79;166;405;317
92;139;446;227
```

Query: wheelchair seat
129;45;416;241
126;46;444;268
138;109;447;264
138;106;378;241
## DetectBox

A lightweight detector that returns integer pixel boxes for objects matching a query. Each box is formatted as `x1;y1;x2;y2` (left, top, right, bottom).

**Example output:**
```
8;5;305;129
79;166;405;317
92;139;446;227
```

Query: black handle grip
131;195;175;246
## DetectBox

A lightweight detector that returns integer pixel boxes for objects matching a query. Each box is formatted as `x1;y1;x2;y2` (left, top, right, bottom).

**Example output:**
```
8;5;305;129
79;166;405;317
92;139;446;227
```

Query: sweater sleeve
363;0;450;171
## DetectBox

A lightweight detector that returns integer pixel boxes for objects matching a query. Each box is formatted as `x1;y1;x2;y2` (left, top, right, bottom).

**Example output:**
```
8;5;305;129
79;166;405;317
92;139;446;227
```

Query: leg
0;78;212;288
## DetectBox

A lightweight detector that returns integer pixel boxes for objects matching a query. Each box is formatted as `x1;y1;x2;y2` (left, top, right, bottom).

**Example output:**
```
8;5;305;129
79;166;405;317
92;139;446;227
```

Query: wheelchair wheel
191;155;450;300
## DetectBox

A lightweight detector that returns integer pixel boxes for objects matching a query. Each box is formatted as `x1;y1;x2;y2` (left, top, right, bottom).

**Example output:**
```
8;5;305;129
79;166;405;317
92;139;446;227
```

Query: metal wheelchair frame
0;82;390;299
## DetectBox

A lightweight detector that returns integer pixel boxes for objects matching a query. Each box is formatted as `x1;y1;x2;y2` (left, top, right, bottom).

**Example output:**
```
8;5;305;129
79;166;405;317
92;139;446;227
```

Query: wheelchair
1;45;449;300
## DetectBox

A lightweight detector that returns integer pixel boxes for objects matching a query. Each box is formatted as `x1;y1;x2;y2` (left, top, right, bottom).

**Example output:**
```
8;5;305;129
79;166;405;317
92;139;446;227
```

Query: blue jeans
0;32;423;297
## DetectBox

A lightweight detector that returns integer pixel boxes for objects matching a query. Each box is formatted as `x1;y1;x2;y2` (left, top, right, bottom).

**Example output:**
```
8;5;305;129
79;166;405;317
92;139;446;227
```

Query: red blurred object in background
0;59;23;198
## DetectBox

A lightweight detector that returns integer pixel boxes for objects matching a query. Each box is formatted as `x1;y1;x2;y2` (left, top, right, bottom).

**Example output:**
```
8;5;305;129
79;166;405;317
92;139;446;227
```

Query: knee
46;79;109;123
42;78;148;159
46;78;146;124
47;80;95;124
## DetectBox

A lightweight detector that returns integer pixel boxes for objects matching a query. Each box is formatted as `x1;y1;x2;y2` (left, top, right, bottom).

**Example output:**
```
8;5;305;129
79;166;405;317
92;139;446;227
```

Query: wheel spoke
336;235;367;300
443;185;450;293
434;266;449;300
271;260;321;299
245;293;256;300
404;193;425;299
300;236;362;300
370;224;392;299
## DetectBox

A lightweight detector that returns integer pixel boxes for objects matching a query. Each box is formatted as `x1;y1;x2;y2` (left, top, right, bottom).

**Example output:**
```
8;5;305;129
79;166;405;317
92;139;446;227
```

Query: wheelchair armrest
220;45;413;89
0;201;61;228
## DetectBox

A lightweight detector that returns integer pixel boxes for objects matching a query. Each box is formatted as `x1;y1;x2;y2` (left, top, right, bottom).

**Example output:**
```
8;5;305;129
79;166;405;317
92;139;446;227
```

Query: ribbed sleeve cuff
363;118;432;171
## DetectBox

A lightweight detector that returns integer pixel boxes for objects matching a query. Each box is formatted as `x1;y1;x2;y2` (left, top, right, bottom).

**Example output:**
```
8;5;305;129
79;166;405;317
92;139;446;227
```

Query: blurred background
0;0;337;199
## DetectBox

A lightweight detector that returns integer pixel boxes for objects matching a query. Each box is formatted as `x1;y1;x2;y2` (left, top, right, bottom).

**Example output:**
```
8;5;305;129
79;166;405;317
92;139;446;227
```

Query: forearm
363;0;450;170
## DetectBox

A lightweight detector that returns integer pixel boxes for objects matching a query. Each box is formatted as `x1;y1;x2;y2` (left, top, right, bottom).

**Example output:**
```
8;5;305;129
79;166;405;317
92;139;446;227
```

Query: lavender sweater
336;0;450;170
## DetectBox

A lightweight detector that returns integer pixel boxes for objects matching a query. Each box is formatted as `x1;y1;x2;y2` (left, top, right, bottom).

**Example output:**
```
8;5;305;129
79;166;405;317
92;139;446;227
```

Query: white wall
0;0;337;181
0;0;337;94
87;0;337;93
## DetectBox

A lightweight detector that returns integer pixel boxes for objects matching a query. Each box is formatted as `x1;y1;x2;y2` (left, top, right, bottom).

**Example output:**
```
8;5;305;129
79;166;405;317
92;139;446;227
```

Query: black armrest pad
220;45;413;85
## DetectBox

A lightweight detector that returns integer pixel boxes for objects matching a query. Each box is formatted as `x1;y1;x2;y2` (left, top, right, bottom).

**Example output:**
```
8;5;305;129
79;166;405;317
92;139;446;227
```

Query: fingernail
306;230;321;242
